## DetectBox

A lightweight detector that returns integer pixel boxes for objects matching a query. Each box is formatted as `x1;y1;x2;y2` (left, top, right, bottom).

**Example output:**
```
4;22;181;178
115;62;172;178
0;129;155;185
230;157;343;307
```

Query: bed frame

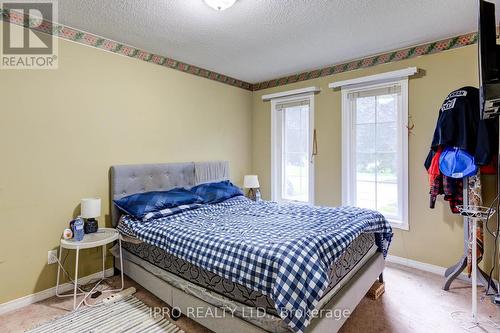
110;161;385;333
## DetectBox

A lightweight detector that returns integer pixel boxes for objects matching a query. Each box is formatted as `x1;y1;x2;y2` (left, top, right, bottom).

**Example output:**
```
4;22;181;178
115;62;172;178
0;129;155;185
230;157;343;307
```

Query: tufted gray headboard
110;161;229;227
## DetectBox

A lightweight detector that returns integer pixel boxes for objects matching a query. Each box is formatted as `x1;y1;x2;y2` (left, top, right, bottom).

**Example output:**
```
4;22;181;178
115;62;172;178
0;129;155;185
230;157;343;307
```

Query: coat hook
406;115;415;135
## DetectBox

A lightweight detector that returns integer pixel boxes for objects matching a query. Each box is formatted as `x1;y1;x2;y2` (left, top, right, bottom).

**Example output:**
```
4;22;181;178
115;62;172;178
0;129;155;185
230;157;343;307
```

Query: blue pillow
114;188;203;219
190;180;243;204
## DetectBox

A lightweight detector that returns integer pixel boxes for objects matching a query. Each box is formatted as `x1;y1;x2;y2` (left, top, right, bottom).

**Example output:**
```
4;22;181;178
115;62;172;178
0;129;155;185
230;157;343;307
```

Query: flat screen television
479;0;500;119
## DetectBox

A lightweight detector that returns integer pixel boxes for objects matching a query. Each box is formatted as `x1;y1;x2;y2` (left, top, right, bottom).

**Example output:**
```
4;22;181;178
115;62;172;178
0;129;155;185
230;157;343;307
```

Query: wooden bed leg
367;274;385;300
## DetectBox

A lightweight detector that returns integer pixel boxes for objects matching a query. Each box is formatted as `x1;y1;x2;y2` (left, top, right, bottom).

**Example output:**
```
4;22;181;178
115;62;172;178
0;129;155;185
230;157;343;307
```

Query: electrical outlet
48;250;58;264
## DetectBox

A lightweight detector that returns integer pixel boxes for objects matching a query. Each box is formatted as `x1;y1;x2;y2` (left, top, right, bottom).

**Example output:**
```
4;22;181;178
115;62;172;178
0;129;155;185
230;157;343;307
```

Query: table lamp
243;175;260;201
81;198;101;234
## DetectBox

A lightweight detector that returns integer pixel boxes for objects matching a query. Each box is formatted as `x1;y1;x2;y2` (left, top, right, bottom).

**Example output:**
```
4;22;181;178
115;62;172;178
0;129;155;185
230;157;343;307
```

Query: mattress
121;232;376;316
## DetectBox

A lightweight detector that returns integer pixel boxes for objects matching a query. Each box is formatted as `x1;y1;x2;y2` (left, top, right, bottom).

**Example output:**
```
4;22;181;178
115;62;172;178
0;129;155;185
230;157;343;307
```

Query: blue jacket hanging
424;86;498;169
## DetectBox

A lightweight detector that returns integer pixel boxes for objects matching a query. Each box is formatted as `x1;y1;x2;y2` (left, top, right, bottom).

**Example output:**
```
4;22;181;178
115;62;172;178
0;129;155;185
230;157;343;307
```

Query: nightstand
55;228;124;310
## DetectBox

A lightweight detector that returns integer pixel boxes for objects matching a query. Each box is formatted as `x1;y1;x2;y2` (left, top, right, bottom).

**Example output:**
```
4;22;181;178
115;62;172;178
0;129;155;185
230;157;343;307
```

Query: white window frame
271;93;315;205
341;79;409;230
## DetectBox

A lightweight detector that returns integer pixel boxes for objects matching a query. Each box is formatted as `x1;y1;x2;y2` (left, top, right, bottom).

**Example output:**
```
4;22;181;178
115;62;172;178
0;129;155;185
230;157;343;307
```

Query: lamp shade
243;175;260;189
81;198;101;219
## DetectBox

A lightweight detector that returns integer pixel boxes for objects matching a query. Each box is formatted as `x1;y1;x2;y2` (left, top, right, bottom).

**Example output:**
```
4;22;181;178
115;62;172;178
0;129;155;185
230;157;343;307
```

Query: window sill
276;198;312;205
388;219;409;231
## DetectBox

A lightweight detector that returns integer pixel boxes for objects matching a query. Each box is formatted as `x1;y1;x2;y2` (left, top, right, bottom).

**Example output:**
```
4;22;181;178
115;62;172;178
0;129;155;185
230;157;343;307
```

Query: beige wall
0;38;253;303
252;45;498;272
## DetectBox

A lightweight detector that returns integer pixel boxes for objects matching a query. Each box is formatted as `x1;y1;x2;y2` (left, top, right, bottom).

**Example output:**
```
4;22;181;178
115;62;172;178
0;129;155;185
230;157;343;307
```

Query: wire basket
455;205;496;220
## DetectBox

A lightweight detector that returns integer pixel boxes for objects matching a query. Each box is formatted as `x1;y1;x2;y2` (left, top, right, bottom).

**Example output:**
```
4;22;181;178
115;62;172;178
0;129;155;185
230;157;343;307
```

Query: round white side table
55;228;124;310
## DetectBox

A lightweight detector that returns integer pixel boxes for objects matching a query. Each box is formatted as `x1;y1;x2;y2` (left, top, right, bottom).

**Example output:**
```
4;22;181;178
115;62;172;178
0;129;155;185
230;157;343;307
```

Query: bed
109;161;392;333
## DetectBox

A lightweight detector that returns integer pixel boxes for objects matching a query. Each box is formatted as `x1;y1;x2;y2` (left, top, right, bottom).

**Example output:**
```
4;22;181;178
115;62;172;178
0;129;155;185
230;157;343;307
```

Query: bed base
116;252;385;333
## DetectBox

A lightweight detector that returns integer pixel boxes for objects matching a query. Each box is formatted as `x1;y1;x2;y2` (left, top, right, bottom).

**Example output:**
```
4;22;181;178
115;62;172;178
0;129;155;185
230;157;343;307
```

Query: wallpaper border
1;8;477;92
251;32;477;91
0;8;253;90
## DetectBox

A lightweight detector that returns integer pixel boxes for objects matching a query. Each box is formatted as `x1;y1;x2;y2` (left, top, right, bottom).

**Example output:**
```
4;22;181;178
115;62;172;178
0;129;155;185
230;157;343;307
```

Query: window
341;79;408;229
271;94;315;204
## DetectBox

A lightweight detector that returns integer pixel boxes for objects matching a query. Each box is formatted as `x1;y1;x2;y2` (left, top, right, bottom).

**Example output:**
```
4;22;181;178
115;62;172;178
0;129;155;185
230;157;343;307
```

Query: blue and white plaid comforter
120;196;392;333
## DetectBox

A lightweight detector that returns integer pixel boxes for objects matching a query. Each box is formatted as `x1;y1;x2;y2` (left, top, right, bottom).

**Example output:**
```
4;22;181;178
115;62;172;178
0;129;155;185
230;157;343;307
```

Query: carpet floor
1;263;499;333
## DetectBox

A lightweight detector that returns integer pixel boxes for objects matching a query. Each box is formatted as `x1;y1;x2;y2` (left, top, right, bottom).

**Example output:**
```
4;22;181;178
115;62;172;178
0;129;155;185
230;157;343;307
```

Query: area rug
26;296;184;333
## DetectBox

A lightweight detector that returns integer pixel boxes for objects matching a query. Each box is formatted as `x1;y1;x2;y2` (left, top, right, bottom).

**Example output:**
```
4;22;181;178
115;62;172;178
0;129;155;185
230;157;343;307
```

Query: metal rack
443;179;498;295
453;204;495;323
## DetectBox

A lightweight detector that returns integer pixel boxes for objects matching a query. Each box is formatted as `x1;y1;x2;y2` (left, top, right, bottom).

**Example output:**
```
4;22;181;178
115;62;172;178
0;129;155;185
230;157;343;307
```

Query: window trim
341;79;409;230
329;67;417;89
262;86;321;101
271;93;315;205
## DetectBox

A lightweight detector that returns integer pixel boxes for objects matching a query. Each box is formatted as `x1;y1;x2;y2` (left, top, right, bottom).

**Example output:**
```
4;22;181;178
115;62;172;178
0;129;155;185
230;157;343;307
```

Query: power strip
102;287;136;306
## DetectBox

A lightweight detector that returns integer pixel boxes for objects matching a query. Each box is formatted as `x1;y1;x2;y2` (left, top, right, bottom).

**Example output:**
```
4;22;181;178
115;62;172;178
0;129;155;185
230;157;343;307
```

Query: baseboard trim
0;267;114;316
386;254;468;281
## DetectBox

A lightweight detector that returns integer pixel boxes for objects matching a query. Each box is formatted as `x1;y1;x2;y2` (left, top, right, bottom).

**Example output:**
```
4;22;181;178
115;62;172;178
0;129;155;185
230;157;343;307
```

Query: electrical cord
76;279;106;309
484;193;500;297
54;247;114;310
461;192;499;298
450;310;500;330
56;252;105;293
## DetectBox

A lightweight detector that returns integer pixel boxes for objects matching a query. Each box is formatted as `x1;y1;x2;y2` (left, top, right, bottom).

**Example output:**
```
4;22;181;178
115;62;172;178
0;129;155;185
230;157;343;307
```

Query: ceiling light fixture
203;0;237;11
